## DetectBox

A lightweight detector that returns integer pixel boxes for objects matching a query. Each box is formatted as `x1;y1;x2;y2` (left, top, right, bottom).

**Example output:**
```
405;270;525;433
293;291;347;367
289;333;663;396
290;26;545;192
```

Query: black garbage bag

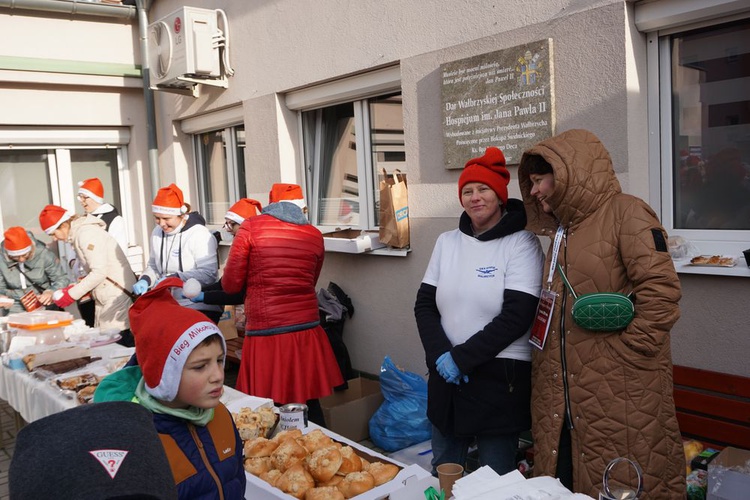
318;282;355;391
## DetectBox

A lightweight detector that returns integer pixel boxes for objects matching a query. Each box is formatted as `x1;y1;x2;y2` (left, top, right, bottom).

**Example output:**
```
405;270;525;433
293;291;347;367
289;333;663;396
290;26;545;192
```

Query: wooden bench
673;365;750;450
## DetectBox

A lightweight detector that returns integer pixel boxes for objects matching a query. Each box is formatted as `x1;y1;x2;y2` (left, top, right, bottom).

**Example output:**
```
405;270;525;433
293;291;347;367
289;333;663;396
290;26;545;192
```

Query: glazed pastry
259;468;283;487
298;429;334;453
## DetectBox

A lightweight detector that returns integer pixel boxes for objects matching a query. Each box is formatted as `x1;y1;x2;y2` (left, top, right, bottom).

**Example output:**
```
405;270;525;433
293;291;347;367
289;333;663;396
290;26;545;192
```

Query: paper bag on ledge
379;168;410;249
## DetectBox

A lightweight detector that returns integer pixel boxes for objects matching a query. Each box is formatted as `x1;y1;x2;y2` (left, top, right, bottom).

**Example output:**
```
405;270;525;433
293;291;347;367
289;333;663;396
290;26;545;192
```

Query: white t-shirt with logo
422;228;544;361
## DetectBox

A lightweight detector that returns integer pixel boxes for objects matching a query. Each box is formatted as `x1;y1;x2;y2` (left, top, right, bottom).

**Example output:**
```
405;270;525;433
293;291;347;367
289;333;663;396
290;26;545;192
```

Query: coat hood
518;129;622;233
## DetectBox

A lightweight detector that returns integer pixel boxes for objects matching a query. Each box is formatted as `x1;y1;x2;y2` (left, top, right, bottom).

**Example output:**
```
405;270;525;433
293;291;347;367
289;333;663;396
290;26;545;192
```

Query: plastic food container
6;311;74;345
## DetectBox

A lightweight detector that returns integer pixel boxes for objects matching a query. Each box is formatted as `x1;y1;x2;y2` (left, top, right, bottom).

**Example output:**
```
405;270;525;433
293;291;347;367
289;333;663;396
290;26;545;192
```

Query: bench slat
676;412;750;450
674;388;750;424
674;366;750;398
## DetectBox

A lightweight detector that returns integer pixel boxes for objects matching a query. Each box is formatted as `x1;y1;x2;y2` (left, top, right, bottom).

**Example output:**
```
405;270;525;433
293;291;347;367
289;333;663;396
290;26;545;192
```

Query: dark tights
556;424;574;491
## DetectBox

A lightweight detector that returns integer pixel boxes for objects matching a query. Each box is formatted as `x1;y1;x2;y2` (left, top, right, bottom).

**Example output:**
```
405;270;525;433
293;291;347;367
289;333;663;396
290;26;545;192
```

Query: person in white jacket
132;183;222;323
38;205;136;346
77;177;129;253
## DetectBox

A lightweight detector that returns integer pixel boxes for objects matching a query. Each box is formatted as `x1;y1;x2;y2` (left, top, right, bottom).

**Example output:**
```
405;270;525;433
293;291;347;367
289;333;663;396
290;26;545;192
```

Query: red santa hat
269;183;306;209
152;184;187;216
225;198;262;225
129;277;225;402
38;205;74;235
77;178;104;204
458;146;511;206
3;227;33;257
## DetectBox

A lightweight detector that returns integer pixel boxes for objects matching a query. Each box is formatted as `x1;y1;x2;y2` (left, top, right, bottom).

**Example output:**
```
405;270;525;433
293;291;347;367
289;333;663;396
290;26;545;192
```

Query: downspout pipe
0;0;136;20
135;0;160;201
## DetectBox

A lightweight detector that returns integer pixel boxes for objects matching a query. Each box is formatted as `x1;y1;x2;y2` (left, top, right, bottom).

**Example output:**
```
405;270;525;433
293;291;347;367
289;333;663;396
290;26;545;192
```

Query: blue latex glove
189;291;205;303
132;279;149;295
436;352;467;384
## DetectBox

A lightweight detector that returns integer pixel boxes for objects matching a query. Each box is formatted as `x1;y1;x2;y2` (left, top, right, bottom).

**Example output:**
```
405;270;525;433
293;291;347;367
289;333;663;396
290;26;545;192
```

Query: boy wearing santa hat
94;277;245;499
133;184;222;323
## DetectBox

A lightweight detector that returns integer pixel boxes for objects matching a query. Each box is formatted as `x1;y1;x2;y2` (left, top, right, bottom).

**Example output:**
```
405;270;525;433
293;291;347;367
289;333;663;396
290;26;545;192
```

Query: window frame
644;7;750;277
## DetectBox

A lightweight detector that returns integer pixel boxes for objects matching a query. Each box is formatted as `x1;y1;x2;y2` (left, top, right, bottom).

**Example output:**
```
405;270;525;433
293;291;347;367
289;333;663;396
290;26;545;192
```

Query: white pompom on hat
152;184;188;216
77;178;104;204
129;276;225;402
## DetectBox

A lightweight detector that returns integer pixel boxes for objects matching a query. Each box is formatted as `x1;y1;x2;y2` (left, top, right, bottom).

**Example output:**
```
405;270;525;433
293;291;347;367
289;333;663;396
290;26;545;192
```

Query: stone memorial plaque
441;39;554;168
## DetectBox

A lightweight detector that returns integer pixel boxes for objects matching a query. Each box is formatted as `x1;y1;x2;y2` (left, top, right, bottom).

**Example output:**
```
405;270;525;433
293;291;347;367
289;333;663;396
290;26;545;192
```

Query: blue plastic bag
368;355;431;452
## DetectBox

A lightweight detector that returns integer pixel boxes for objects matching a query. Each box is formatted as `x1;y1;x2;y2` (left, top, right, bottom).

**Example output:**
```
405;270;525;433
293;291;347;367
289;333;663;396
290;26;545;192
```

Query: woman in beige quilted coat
517;129;685;498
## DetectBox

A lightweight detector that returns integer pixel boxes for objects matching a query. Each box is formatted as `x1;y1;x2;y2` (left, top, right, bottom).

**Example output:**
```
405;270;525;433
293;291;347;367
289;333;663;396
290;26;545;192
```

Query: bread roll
244;436;279;458
365;461;399;486
259;468;283;487
244;456;272;476
305;486;345;500
306;446;343;483
271;437;308;472
337;471;375;498
273;428;303;443
298;429;334;453
336;446;362;475
277;463;315;499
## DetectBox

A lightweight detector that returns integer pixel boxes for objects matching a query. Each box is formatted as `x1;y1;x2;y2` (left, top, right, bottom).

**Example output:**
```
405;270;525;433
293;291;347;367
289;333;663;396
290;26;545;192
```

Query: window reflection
671;19;750;230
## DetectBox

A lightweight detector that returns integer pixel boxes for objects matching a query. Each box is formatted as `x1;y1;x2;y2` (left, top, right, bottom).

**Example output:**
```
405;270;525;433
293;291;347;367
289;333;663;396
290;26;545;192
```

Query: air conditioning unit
148;6;224;90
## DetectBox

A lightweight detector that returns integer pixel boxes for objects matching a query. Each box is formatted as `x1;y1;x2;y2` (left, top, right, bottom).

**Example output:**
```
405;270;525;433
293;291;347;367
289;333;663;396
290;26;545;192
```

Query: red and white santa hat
3;227;33;257
152;184;187;216
129;277;225;402
269;183;306;209
225;198;262;225
77;178;104;204
38;205;74;235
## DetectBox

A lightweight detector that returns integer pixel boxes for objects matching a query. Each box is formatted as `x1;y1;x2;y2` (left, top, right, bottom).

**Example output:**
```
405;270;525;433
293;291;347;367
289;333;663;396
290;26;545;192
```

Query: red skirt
235;325;344;404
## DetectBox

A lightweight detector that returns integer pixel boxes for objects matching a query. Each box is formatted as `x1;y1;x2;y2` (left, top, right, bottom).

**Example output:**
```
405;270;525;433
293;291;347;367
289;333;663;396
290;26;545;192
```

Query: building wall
1;1;747;378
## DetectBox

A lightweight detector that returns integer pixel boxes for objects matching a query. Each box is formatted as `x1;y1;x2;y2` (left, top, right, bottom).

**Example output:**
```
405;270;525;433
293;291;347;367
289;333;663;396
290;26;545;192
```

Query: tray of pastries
241;427;401;499
688;255;737;267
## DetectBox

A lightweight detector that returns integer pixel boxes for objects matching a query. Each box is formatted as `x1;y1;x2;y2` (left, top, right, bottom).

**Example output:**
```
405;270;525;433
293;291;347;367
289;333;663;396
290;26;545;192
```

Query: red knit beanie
225;198;262;224
458;147;510;205
78;178;104;204
129;277;225;402
3;227;33;256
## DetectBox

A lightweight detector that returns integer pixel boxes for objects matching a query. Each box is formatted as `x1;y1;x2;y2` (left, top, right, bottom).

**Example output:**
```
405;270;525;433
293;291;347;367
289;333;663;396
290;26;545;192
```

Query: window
644;4;750;265
669;19;750;231
194;125;246;225
302;92;405;230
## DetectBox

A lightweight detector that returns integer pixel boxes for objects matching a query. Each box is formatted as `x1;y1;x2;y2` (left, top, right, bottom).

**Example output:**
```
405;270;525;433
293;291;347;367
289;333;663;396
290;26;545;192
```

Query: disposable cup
437;462;464;499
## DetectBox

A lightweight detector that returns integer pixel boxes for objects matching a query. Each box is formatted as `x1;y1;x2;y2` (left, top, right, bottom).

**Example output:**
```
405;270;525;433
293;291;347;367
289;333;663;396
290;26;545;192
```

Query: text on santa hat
173;324;214;357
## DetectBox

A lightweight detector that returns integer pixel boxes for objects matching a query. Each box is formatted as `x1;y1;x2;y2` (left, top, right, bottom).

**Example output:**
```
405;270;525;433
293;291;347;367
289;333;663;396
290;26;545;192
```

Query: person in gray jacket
0;226;70;315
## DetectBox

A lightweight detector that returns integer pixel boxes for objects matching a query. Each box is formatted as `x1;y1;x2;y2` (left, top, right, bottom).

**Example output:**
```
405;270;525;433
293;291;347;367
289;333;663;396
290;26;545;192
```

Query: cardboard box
217;306;239;341
707;447;750;500
323;229;385;253
320;377;384;442
243;424;431;500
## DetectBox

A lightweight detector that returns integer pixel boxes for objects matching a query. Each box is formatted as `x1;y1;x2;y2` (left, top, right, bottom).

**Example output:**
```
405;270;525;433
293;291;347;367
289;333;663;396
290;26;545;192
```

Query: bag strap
556;263;578;299
10;263;46;294
106;277;137;302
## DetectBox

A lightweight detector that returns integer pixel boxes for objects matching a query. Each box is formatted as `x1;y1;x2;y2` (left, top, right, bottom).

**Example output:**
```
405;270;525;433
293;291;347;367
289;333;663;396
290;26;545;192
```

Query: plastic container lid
7;310;74;330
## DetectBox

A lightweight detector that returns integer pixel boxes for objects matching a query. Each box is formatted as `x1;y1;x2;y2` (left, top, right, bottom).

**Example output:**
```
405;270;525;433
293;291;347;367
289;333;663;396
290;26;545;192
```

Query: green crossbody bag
557;264;634;332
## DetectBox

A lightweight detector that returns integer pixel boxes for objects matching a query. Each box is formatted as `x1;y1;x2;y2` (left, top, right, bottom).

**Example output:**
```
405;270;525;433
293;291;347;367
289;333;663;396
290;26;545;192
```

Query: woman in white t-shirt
415;146;544;476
